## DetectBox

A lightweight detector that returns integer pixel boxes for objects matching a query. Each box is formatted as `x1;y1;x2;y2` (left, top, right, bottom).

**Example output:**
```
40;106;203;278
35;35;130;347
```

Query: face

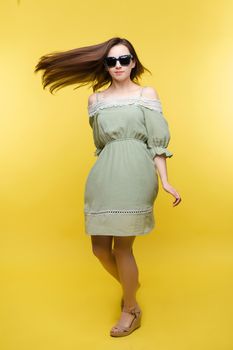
104;44;136;81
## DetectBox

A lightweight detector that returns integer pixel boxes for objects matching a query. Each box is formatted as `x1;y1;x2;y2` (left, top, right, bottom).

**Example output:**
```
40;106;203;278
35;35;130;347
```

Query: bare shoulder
88;92;98;106
142;86;160;100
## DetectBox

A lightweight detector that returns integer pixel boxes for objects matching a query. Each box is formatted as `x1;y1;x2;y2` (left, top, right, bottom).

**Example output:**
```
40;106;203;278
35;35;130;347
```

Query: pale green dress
84;87;173;236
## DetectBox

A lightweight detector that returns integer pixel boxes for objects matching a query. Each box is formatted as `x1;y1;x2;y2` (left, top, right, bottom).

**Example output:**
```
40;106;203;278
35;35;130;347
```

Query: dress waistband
105;138;146;146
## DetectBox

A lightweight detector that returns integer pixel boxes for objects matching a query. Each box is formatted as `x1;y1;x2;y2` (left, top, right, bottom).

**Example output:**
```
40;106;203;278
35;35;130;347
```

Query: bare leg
109;236;141;331
113;236;139;309
91;235;121;284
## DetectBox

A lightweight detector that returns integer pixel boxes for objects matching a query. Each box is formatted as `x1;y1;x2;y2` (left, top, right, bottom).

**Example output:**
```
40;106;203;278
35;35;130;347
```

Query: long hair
34;37;152;94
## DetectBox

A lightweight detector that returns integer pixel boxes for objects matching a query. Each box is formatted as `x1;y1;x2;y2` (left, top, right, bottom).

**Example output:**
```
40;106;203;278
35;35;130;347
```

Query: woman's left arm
154;155;169;185
154;155;182;206
141;86;182;206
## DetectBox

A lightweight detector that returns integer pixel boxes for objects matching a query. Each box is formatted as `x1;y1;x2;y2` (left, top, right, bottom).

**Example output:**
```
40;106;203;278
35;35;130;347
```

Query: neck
109;79;139;92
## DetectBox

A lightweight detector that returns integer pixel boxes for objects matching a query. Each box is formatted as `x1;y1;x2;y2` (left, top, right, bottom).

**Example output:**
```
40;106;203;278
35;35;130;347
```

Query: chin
113;75;129;81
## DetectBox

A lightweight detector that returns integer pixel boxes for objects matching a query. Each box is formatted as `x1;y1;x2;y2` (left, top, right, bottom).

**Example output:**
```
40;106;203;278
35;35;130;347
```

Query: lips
115;71;124;74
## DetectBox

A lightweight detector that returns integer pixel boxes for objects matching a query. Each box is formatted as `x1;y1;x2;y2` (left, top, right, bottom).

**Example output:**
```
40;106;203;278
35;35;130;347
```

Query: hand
162;182;182;207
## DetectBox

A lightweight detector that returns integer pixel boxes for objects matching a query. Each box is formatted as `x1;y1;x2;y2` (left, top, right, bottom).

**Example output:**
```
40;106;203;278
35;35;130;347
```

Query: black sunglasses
104;54;134;68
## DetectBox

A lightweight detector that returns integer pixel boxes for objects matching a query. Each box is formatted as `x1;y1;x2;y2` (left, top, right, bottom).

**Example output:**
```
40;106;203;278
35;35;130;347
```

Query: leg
91;235;121;284
113;236;139;309
110;236;142;334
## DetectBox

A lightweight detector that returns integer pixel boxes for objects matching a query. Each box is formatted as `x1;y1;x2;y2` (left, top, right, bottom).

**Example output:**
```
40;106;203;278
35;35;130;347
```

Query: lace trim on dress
85;207;153;215
88;97;162;117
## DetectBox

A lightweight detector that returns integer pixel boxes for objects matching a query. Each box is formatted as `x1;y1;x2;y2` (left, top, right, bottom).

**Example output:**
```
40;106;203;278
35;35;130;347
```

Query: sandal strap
122;306;141;316
111;324;132;332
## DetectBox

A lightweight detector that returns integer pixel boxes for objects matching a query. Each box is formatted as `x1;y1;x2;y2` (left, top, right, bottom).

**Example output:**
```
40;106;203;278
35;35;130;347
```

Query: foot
110;304;142;337
120;282;141;310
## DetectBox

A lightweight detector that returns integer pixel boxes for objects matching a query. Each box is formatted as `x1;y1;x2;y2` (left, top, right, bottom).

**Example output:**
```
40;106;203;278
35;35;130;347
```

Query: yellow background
0;0;233;349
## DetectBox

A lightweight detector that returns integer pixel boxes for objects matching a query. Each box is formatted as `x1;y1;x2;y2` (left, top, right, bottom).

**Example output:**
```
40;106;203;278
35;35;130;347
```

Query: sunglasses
104;54;134;68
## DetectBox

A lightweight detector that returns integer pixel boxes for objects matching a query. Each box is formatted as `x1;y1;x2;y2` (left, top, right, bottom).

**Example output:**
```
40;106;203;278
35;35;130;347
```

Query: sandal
110;305;142;337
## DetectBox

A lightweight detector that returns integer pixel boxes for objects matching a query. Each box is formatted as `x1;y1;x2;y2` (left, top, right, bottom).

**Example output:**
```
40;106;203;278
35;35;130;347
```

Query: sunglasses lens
119;55;131;65
105;57;117;68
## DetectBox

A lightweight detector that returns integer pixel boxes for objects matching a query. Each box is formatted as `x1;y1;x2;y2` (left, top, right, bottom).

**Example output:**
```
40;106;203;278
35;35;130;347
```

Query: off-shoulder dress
84;86;173;236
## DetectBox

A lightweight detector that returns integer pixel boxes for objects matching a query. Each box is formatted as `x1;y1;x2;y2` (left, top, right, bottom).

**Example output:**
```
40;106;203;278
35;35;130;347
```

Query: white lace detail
88;97;162;117
85;207;153;215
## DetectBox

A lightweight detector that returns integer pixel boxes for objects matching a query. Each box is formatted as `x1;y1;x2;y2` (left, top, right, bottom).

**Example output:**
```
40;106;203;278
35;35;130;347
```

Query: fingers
162;183;182;206
169;187;181;206
173;194;181;206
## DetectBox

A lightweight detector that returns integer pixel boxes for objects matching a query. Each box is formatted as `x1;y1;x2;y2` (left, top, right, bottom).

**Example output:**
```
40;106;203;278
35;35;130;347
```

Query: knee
92;245;112;261
113;246;133;257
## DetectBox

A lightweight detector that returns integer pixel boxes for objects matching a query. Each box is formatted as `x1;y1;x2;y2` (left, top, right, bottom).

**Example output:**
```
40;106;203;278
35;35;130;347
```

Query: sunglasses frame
104;54;134;68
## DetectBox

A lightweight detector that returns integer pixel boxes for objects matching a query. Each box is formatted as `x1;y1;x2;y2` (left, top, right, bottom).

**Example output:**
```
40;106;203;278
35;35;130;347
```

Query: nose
116;60;121;67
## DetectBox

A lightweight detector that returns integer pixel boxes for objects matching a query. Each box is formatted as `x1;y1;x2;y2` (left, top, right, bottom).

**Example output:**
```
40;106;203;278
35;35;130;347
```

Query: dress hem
85;225;155;236
84;212;156;236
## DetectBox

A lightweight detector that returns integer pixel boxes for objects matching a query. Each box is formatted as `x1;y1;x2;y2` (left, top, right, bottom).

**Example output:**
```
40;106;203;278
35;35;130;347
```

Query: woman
34;37;181;337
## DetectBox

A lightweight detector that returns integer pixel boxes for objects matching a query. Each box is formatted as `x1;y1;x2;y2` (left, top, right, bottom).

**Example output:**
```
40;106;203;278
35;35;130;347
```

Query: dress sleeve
142;99;173;159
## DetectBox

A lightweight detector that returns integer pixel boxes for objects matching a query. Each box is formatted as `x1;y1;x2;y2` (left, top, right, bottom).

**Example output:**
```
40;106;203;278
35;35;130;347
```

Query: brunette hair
34;37;151;94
